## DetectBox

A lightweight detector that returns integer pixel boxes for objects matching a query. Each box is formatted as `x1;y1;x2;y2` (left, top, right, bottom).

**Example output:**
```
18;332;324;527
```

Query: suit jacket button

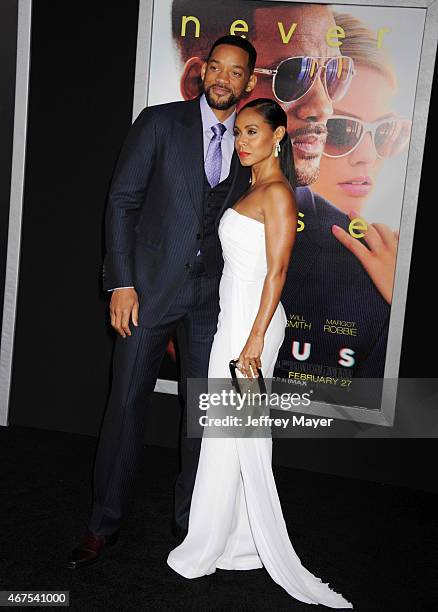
184;263;191;270
196;233;201;239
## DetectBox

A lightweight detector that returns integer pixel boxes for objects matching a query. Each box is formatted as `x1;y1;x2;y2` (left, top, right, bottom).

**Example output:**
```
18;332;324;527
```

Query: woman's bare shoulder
260;180;296;217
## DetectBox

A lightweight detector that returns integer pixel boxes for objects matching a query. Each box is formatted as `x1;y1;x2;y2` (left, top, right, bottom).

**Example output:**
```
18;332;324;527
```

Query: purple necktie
205;123;226;188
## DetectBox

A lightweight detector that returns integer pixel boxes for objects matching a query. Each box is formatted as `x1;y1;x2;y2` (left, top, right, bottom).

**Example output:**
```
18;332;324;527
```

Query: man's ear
180;57;204;100
245;73;257;93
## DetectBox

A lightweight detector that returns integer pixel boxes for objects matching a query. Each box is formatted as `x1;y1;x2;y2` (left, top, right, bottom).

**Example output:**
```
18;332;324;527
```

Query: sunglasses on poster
323;115;412;159
253;56;356;104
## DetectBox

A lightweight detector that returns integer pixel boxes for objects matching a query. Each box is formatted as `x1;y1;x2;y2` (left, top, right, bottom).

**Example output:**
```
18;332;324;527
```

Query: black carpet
1;425;436;611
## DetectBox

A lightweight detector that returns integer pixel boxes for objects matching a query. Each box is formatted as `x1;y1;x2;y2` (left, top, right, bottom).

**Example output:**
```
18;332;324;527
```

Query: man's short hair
207;35;257;72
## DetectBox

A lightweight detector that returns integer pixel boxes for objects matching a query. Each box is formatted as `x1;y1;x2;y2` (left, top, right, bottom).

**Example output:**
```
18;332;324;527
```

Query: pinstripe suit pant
88;259;220;536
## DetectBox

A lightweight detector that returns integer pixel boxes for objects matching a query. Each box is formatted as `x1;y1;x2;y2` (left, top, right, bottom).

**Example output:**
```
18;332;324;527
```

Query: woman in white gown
167;99;353;609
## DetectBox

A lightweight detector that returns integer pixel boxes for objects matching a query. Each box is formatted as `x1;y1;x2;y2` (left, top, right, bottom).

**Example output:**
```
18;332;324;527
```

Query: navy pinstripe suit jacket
102;97;251;327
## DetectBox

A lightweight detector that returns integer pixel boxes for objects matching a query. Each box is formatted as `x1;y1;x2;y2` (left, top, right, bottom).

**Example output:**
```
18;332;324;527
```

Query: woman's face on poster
312;65;395;214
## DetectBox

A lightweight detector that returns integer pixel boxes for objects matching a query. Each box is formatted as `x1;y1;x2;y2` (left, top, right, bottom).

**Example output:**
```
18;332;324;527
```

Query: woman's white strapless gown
167;208;353;609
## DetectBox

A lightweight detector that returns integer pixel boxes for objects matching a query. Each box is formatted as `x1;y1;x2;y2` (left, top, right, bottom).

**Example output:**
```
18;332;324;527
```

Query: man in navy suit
68;35;257;569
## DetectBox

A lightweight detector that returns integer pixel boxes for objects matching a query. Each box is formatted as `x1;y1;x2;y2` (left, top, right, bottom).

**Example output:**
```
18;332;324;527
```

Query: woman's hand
236;333;264;379
332;211;398;305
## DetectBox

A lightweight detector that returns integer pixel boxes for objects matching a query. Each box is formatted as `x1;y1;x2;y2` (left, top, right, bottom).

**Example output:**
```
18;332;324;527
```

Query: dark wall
10;0;140;435
8;0;438;492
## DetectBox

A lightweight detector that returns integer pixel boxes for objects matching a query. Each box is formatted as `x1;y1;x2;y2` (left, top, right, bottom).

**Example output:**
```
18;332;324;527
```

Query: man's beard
294;157;321;187
204;85;239;110
289;125;327;186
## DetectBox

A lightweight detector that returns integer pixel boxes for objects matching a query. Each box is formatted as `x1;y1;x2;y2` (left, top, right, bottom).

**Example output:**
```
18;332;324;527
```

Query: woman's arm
237;183;297;378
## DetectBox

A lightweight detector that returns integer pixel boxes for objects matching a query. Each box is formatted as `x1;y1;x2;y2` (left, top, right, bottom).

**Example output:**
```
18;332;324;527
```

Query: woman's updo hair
241;97;296;188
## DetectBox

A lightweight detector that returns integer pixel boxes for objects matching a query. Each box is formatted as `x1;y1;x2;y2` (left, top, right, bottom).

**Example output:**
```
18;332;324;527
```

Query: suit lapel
174;98;205;224
174;100;251;226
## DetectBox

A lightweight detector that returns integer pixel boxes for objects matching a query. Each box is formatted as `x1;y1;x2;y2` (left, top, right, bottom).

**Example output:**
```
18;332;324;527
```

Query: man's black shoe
67;529;120;569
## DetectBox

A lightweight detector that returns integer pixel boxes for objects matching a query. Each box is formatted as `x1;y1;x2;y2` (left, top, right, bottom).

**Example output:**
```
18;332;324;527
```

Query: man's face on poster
245;4;340;186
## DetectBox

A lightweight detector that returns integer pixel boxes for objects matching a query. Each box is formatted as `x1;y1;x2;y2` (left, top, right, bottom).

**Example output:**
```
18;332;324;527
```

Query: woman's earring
274;141;281;158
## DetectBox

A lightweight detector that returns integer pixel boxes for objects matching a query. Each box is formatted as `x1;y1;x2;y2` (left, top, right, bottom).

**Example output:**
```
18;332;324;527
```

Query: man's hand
109;288;139;337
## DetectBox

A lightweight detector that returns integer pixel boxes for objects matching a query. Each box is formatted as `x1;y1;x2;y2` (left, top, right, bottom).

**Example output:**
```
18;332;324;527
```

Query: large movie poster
136;0;435;424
